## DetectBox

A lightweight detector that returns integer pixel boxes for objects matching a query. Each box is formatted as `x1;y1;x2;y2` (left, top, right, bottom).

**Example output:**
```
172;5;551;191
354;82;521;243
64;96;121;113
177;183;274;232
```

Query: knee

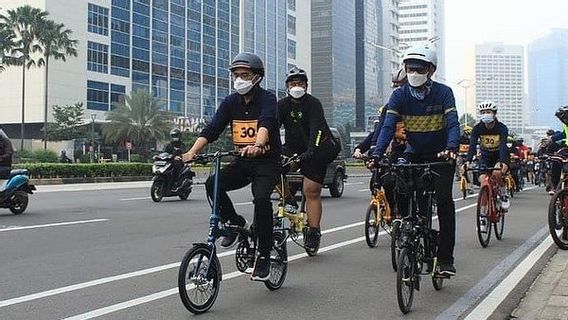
304;185;321;199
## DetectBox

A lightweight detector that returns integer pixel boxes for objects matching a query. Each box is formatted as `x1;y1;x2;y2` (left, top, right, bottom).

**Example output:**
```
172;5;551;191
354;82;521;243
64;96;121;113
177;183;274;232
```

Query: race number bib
231;120;258;146
459;144;470;153
480;134;500;150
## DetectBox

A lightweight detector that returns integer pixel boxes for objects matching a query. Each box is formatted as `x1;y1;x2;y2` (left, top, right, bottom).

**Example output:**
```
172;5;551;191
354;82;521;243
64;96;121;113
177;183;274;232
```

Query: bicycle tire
494;210;505;240
432;275;444;290
178;245;221;314
264;232;288;290
391;220;401;272
461;178;467;200
548;189;568;250
476;186;492;248
397;247;415;314
365;204;380;248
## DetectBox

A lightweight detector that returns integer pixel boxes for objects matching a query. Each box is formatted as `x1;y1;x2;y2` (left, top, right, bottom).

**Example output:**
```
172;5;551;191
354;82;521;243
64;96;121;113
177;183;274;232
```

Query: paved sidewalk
512;249;568;320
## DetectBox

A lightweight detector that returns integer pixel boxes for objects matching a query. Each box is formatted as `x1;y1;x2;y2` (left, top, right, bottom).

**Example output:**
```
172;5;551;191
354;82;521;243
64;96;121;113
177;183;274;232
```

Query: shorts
300;146;339;184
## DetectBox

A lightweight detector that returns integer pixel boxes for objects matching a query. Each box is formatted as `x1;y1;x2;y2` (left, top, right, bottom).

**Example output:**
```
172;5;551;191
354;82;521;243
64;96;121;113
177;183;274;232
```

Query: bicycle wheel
476;186;492;248
391;220;401;272
494;210;505;240
397;248;415;314
365;204;380;248
264;232;288;290
461;178;467;200
548;189;568;250
178;245;221;314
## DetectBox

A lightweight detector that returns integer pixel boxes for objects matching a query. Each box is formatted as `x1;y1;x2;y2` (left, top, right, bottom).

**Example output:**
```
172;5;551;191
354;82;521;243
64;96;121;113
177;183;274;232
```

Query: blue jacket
466;121;509;164
373;82;459;157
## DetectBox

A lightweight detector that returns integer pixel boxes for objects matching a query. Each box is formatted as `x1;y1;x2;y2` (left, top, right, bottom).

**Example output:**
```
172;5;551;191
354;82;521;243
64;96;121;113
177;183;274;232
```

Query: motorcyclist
164;128;187;188
59;150;72;163
0;128;13;180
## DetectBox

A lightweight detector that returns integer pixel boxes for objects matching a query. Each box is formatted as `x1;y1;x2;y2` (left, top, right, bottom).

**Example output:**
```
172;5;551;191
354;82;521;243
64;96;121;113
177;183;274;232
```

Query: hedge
12;163;153;179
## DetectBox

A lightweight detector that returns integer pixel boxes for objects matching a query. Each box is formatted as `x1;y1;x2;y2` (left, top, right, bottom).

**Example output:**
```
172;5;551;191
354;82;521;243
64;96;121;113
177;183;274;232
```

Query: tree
37;19;78;149
0;23;16;72
46;102;86;141
103;90;172;160
0;5;48;150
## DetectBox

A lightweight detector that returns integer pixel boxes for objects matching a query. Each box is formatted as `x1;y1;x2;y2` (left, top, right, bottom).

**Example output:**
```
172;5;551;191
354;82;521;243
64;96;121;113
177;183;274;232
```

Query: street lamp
457;77;494;121
90;113;96;163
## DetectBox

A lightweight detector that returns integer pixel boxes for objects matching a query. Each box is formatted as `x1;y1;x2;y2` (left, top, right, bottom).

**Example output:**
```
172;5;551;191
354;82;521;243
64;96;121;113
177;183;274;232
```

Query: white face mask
288;86;306;99
233;77;256;95
407;72;428;87
480;113;495;124
506;143;513;148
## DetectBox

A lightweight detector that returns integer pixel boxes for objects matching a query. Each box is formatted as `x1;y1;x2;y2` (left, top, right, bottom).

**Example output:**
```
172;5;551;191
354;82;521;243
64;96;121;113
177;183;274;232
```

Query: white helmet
402;44;437;67
477;100;497;113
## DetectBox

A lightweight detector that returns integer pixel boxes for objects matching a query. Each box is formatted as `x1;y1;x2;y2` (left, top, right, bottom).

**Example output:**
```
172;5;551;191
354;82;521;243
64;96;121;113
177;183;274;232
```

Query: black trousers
405;154;456;265
205;158;280;256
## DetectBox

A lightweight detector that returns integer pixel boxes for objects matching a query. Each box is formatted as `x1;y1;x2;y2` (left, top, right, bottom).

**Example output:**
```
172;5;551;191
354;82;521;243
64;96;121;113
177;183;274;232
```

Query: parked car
282;128;347;198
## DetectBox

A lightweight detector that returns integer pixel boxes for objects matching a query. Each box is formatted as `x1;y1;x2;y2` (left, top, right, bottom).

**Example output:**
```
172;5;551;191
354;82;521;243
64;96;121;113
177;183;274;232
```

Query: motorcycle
0;169;36;214
151;152;195;202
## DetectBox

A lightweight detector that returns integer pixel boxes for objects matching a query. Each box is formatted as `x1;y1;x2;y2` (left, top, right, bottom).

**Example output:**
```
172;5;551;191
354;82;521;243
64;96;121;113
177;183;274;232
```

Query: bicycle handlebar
184;150;240;164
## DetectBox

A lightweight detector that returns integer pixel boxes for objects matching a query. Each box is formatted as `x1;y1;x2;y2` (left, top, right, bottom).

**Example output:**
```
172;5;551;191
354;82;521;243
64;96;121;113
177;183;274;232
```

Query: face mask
407;72;428;87
288;86;306;99
172;137;180;142
233;77;256;95
506;143;512;148
480;113;495;124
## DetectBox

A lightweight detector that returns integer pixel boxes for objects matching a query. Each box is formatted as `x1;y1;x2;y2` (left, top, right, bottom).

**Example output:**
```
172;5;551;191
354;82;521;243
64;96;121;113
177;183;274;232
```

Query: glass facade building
86;0;241;120
312;0;356;128
241;0;289;98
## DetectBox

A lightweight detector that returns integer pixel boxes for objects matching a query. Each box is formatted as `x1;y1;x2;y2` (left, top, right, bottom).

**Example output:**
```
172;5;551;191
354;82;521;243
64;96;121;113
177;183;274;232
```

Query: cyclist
545;106;568;194
278;66;341;252
465;101;510;211
456;126;472;181
507;137;522;192
372;44;460;276
182;52;281;281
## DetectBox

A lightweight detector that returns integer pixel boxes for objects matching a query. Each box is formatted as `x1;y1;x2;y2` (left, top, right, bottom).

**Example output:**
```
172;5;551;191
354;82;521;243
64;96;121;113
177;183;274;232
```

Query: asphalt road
0;177;553;320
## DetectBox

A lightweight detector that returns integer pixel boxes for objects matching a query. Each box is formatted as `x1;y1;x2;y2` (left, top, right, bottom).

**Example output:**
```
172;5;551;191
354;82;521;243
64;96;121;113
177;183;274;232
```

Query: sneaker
304;227;321;251
437;263;456;276
549;189;556;196
251;255;270;281
220;219;249;248
500;195;510;210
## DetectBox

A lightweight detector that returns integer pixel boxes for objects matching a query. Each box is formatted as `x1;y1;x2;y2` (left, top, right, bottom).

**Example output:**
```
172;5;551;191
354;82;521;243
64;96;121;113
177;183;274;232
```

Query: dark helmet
229;52;264;76
546;129;555;136
170;128;181;142
555;105;568;125
285;66;308;83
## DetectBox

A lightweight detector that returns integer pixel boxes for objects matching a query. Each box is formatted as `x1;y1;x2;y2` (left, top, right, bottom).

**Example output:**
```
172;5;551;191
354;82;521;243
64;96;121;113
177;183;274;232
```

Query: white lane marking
464;236;553;320
345;182;364;186
0;219;109;233
0;200;486;309
234;202;253;206
120;197;151;201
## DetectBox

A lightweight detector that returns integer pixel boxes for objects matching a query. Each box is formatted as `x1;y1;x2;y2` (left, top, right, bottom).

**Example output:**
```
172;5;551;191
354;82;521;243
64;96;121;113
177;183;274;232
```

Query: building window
287;39;296;59
87;80;109;111
287;14;296;36
88;3;109;36
288;0;295;11
110;84;126;109
87;41;109;73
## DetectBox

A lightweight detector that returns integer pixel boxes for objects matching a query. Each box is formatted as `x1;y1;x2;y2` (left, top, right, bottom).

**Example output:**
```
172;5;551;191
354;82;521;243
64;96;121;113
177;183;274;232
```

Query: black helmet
555;106;568;125
546;129;555;136
170;128;181;142
285;66;308;83
229;52;264;76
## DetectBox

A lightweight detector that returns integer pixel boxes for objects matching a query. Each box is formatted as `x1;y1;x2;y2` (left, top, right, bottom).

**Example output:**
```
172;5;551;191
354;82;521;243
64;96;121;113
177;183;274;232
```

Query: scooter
151;153;195;202
0;169;36;214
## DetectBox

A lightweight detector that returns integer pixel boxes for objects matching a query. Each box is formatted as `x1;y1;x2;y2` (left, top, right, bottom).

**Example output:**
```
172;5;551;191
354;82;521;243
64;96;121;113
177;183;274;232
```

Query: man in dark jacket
0;128;14;180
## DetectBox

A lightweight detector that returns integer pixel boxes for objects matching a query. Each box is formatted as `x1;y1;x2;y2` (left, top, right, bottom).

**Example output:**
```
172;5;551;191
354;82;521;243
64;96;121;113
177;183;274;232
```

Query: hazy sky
445;0;568;86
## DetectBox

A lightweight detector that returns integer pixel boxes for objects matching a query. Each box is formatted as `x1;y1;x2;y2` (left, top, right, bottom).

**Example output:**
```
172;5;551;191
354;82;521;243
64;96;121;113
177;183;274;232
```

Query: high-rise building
293;0;311;85
398;0;445;81
475;43;525;133
355;0;380;130
0;0;293;138
528;29;568;127
376;0;400;108
241;0;290;98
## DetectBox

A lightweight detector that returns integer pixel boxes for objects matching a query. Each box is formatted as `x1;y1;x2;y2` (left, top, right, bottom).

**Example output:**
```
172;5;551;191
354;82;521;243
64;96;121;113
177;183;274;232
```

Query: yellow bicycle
505;174;516;198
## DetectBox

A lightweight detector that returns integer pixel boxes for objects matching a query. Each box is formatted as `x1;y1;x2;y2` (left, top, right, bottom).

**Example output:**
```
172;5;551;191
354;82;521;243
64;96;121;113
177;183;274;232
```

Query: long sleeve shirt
278;94;338;156
199;86;281;160
373;81;459;158
466;121;509;163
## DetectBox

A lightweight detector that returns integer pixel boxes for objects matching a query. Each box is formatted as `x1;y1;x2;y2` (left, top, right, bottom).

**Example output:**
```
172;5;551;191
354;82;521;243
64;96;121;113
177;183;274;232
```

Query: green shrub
12;163;153;179
32;149;58;163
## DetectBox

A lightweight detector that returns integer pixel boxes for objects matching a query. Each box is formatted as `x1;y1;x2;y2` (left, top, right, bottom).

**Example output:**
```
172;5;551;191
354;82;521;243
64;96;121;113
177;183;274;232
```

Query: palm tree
103;90;172;160
0;5;48;150
0;24;16;72
37;20;78;149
